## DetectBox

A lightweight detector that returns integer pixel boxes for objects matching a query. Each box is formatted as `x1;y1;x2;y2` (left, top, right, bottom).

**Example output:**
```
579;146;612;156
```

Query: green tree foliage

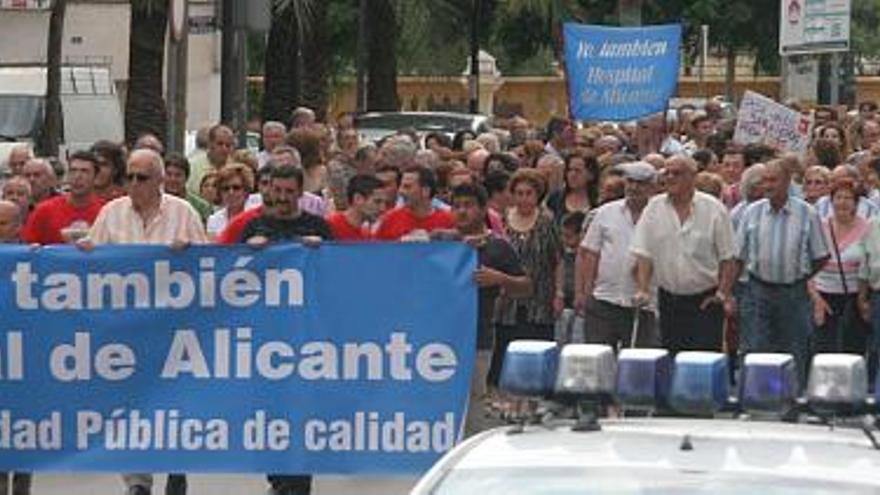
852;0;880;75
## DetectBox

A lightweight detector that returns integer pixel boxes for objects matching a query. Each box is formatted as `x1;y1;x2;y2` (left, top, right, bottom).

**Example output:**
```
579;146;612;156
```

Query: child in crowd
555;211;587;345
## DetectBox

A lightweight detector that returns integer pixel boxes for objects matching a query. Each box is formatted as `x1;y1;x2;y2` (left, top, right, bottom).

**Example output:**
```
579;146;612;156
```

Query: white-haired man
259;120;287;168
84;149;206;495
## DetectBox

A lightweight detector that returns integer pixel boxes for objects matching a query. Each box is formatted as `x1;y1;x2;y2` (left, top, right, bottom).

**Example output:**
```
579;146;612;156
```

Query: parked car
354;111;491;146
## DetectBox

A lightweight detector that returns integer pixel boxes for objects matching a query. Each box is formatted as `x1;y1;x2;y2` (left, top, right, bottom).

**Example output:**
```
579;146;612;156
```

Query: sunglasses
222;184;244;192
127;172;152;183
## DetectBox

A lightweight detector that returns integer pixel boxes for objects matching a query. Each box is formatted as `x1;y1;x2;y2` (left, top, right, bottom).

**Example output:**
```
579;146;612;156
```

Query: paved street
30;473;418;494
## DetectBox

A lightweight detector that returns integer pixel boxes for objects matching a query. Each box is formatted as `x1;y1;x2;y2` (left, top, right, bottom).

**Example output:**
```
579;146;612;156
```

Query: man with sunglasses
82;148;206;495
87;149;207;245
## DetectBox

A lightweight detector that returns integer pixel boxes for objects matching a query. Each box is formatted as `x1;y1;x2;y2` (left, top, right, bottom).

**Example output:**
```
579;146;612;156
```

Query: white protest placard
733;90;814;154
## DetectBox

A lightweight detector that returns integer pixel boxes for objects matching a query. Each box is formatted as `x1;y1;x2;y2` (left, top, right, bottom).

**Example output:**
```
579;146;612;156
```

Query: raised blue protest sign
0;243;476;474
563;23;682;121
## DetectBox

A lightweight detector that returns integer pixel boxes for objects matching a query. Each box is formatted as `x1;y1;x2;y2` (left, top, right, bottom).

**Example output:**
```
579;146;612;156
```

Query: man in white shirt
83;148;206;495
631;155;737;353
576;162;660;348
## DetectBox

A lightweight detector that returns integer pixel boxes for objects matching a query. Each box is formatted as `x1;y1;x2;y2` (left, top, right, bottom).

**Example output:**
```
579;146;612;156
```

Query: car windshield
430;467;876;494
0;95;43;140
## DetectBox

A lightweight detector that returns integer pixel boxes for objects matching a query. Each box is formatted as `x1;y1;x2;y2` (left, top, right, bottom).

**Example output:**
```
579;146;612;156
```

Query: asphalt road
27;473;418;494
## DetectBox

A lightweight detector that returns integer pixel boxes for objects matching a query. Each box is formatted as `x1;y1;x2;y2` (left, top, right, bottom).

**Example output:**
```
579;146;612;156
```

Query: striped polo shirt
736;196;830;284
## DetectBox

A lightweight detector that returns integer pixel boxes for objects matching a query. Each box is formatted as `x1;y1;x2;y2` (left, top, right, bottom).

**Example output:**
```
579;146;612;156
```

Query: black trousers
813;292;869;355
658;287;723;354
267;474;311;495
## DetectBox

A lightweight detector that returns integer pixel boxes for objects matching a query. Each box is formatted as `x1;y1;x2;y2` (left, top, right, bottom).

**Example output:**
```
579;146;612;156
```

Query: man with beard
237;165;332;495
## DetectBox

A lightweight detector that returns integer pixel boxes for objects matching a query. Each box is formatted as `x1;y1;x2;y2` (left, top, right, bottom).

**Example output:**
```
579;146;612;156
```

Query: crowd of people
2;98;880;494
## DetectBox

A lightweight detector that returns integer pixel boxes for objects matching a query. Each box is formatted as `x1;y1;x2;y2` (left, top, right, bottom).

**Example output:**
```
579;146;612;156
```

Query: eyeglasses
127;172;152;183
222;184;244;192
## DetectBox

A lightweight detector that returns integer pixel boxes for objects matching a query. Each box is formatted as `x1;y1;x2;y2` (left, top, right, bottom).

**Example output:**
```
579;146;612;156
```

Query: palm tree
366;0;398;111
38;0;67;157
125;0;168;146
300;0;329;121
263;0;302;124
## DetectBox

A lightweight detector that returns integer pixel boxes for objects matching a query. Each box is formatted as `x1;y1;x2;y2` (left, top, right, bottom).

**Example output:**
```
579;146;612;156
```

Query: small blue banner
563;23;682;121
0;243;477;474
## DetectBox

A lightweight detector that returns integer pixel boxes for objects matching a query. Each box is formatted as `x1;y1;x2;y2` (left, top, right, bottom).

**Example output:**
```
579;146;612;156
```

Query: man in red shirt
325;174;385;241
23;150;105;245
375;165;455;240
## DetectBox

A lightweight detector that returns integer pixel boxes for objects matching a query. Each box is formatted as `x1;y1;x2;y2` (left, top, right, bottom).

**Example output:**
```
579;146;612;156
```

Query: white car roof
413;418;880;493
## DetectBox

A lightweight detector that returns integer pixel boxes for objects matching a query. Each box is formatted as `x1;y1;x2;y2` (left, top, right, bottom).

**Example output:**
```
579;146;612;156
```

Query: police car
411;344;880;494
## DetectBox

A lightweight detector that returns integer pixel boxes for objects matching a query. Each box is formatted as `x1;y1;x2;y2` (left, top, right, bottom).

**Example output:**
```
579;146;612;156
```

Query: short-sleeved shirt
22;194;105;245
631;191;736;295
88;194;207;245
581;199;643;308
477;236;525;350
325;212;371;241
814;217;867;294
374;206;455;241
736;196;829;284
238;212;334;243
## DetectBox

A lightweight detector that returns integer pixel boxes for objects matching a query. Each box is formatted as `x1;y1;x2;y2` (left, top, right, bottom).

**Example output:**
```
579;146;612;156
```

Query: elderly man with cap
575;161;660;348
631;155;738;354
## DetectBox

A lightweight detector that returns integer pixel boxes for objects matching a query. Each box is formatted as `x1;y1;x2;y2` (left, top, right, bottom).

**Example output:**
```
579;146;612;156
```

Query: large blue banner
0;243;477;474
563;23;682;121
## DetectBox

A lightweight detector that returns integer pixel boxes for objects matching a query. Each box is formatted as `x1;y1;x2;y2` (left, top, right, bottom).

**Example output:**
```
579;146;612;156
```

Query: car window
0;95;43;140
430;467;877;494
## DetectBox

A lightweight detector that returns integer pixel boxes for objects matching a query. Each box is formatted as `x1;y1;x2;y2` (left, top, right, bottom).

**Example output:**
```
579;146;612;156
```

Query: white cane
630;306;641;349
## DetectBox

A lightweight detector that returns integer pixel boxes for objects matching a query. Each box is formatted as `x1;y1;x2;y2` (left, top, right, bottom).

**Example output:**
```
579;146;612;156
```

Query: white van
0;64;124;171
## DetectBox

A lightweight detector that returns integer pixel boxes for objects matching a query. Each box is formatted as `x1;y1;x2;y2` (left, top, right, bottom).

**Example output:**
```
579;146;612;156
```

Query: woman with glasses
206;163;254;240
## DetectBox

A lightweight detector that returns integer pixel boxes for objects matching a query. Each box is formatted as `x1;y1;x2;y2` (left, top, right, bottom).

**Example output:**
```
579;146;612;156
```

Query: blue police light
499;340;559;397
615;348;670;409
740;353;798;414
554;344;616;398
807;354;868;412
669;352;729;415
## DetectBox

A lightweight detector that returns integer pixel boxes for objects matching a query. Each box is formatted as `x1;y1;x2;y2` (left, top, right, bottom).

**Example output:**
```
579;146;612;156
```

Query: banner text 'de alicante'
0;243;477;474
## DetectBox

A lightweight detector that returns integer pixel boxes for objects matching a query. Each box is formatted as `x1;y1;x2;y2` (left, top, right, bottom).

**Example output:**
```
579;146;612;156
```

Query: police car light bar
554;344;616;398
616;348;671;410
499;340;559;397
807;354;868;413
669;352;729;415
740;353;798;414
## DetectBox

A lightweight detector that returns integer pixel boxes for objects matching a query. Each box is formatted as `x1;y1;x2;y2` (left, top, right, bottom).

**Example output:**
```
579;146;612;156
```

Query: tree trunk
263;0;300;124
38;0;66;157
366;0;398;112
301;0;329;121
125;0;168;147
725;45;736;102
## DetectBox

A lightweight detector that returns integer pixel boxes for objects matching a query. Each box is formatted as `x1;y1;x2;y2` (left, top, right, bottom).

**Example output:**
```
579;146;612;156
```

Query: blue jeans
735;281;757;353
748;278;812;389
870;292;880;351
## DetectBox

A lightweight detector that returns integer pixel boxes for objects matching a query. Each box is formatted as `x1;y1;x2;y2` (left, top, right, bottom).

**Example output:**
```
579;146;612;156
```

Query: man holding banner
238;164;333;495
83;148;207;495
